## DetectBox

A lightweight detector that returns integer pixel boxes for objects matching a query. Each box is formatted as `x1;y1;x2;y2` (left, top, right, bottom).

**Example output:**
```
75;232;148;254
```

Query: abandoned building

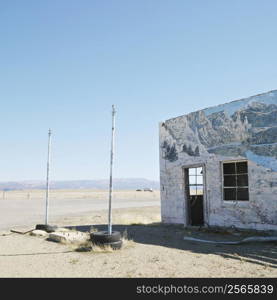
159;90;277;231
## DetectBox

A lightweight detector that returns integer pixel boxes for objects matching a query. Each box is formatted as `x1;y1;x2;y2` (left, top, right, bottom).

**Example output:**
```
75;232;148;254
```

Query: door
184;166;204;226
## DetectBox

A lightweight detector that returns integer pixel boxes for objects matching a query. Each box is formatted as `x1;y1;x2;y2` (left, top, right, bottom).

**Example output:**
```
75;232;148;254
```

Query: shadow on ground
66;223;277;269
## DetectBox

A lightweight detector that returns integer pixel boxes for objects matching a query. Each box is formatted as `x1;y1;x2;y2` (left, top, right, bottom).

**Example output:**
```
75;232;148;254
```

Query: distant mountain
0;178;160;191
162;95;277;171
184;101;277;150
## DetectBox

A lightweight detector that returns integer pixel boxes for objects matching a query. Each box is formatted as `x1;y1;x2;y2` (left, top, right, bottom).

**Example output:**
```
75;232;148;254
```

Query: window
188;167;203;195
223;161;249;201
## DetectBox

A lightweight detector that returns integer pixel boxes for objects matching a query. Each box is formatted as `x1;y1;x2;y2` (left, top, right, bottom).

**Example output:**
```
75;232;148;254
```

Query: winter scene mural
159;90;277;230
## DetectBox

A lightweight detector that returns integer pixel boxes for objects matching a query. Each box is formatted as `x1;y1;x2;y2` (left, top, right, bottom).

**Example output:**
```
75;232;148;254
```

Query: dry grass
109;206;161;226
69;258;79;265
121;237;136;249
115;213;160;225
74;240;115;253
91;244;114;253
73;236;135;253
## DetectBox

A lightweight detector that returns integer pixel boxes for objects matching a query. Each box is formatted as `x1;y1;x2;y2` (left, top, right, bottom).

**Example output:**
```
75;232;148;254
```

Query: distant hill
0;178;160;191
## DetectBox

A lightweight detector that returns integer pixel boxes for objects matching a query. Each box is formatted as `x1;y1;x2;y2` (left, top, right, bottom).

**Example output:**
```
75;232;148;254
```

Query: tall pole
45;129;52;225
108;105;116;235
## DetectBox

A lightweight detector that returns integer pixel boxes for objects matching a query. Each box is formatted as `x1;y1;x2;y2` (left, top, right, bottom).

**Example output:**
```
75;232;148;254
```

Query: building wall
159;90;277;230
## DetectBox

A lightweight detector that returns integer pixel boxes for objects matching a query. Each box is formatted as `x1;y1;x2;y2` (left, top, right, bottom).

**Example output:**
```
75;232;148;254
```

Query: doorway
184;166;204;226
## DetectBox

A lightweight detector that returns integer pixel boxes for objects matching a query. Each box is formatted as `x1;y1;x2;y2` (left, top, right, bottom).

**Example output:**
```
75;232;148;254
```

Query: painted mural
161;90;277;172
160;90;277;229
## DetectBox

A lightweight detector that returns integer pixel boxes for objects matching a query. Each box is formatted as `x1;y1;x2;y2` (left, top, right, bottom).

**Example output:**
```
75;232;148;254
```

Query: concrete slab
48;231;89;244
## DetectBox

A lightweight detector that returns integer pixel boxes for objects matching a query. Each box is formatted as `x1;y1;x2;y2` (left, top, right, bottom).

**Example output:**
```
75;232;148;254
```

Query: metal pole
45;129;52;225
108;105;116;235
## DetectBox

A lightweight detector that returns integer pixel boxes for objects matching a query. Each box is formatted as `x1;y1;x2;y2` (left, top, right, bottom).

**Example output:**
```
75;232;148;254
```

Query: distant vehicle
136;189;142;191
143;188;153;192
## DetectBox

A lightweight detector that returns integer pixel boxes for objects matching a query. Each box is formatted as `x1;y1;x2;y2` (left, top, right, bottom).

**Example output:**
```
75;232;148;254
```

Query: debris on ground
30;230;49;237
48;231;89;244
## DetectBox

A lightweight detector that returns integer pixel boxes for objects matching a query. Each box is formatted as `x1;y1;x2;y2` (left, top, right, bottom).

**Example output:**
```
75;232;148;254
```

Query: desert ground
0;190;276;278
0;189;159;231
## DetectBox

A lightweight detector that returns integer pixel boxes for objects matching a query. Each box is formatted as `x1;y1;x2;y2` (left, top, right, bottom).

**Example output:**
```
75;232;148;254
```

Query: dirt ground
0;189;160;230
0;206;276;278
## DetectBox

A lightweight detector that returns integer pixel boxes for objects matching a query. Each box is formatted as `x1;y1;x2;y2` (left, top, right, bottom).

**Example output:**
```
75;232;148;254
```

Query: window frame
188;166;204;196
221;160;250;202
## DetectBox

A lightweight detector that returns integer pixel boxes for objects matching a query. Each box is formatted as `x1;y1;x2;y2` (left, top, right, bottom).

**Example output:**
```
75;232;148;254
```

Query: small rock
30;230;48;237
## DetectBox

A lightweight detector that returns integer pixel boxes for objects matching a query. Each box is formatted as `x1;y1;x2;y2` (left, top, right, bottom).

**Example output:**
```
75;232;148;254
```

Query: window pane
196;167;203;175
189;186;197;195
196;185;203;195
189;176;196;185
237;188;249;200
223;163;236;174
224;175;236;187
189;168;196;176
197;176;203;184
237;174;248;187
224;188;236;200
236;162;248;174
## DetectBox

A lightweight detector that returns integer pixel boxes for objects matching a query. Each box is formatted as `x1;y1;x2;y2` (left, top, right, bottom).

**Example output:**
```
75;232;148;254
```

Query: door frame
183;163;207;226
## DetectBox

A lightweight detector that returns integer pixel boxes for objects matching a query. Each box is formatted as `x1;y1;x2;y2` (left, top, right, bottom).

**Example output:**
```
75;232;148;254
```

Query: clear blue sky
0;0;277;181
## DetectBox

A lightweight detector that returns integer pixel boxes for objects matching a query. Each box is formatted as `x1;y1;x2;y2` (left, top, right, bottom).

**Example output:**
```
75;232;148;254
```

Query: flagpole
108;105;116;235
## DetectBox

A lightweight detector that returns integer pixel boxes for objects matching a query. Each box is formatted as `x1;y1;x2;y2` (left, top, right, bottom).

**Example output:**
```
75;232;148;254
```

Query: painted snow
204;89;277;116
